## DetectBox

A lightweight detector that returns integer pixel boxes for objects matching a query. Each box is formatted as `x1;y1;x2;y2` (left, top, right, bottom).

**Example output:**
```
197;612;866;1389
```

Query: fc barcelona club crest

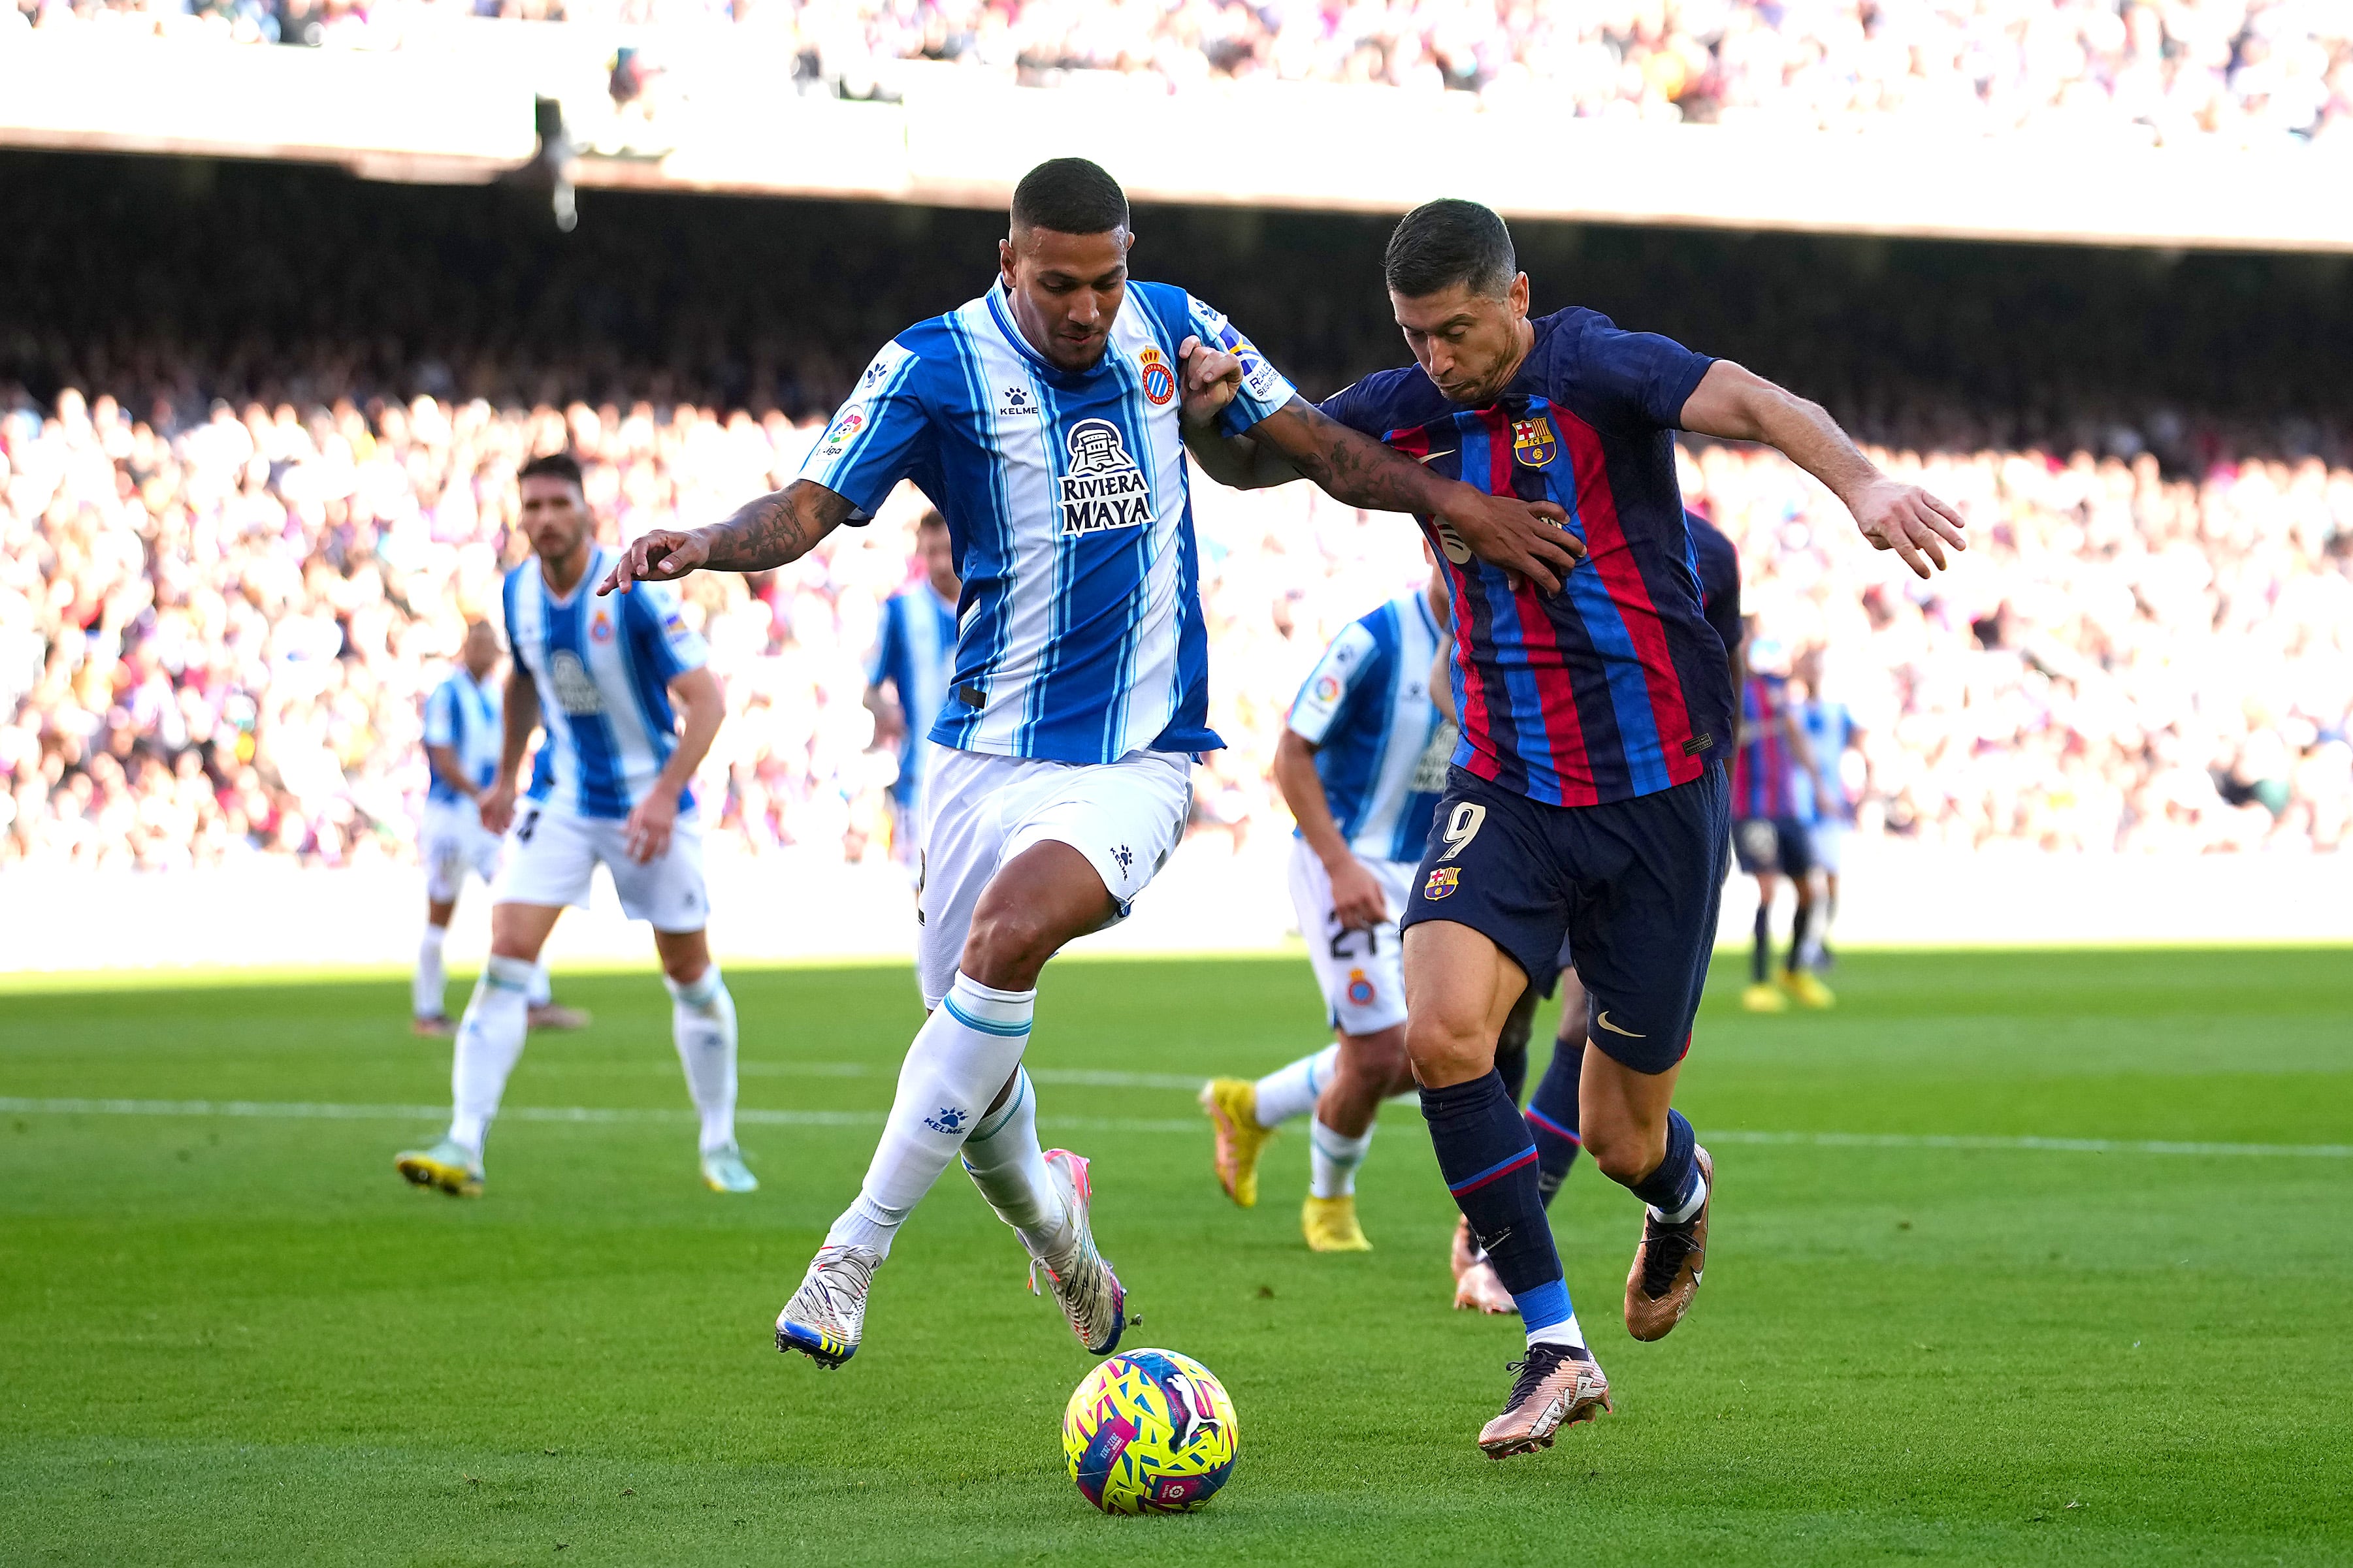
1423;867;1461;901
1512;416;1559;469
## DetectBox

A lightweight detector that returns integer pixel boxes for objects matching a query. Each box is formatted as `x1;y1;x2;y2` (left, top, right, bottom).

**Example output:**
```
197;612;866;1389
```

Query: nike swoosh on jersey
1595;1011;1647;1038
1414;449;1458;464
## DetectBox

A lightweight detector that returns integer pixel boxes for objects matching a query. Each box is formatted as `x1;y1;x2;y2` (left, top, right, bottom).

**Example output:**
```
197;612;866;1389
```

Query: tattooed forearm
698;481;849;571
1263;400;1452;517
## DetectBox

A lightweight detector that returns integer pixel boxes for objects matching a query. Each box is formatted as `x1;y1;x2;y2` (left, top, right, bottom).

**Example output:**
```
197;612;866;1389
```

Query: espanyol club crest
1346;968;1377;1007
1512;415;1559;468
589;607;614;643
1138;345;1176;406
1058;419;1156;537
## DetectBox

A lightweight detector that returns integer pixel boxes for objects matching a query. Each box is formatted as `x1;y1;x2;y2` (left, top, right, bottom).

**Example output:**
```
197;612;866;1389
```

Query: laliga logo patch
1312;673;1344;704
1423;866;1461;901
1346;968;1376;1006
1512;415;1559;469
1058;419;1155;537
817;404;866;457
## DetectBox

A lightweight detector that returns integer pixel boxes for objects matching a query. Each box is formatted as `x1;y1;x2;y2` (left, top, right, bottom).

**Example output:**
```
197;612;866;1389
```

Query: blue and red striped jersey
1732;673;1813;821
1322;308;1736;808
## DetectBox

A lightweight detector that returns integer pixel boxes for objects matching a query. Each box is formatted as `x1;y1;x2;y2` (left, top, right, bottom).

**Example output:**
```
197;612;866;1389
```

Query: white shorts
421;799;502;903
916;746;1192;1009
492;800;711;933
1809;821;1849;874
1287;839;1413;1036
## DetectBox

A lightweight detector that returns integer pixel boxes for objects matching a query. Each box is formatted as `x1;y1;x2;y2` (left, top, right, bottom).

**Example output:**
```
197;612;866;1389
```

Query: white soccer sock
1308;1115;1376;1199
1649;1170;1709;1226
448;954;534;1153
1254;1043;1340;1128
959;1066;1069;1258
666;964;739;1155
1527;1313;1589;1351
412;923;448;1019
824;972;1035;1260
527;962;553;1008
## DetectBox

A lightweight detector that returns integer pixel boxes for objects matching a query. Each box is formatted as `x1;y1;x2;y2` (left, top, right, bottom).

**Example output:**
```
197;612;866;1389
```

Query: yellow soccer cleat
1740;982;1789;1013
1301;1193;1372;1253
395;1137;483;1198
1779;970;1836;1009
1199;1078;1275;1208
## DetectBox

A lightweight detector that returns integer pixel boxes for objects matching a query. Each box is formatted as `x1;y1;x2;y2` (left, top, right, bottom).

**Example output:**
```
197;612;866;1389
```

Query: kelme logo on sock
924;1105;969;1134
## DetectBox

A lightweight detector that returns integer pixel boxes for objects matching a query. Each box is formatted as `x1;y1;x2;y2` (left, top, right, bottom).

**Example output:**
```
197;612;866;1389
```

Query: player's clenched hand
1176;334;1242;431
478;778;518;836
1438;488;1585;596
1326;854;1390;932
623;792;677;865
600;528;709;595
1849;478;1966;579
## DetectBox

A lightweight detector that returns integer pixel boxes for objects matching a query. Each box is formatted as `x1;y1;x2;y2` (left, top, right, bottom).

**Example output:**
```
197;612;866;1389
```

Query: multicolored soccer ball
1062;1348;1239;1514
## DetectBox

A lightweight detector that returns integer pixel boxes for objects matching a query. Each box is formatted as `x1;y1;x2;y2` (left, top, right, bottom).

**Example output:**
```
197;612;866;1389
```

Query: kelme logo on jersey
547;649;604;715
1058;419;1155;537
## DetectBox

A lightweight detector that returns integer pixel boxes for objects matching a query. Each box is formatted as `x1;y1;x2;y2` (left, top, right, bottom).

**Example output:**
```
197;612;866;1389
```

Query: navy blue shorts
1401;763;1731;1075
1732;816;1815;878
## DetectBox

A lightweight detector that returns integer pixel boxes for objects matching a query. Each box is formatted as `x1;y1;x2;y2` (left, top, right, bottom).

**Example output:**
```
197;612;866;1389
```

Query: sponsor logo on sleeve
1056;419;1156;537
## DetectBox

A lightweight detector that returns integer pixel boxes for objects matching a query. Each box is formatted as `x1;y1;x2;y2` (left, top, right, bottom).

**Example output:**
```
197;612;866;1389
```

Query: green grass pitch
3;948;2349;1565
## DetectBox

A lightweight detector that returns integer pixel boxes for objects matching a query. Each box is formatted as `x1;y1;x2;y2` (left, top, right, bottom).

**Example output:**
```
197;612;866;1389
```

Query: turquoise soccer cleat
395;1136;484;1198
700;1143;759;1194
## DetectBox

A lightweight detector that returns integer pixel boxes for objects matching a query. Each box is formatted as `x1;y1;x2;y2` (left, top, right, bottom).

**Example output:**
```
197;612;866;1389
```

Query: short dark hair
1384;199;1516;300
517;451;585;491
1011;157;1129;236
915;508;949;534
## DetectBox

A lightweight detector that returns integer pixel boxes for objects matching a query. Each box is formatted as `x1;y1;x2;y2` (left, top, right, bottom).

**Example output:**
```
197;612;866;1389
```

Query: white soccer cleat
1028;1149;1129;1355
775;1243;880;1369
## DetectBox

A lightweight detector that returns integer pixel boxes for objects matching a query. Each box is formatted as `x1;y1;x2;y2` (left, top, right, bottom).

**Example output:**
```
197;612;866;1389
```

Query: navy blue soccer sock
1527;1036;1583;1207
1786;901;1814;974
1621;1107;1705;1222
1751;904;1771;982
1421;1070;1577;1339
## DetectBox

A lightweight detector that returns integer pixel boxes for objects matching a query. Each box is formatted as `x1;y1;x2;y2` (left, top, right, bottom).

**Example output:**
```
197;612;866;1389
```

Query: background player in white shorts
601;158;1577;1371
862;509;959;879
1795;643;1860;970
1199;561;1452;1253
394;451;753;1200
412;618;586;1036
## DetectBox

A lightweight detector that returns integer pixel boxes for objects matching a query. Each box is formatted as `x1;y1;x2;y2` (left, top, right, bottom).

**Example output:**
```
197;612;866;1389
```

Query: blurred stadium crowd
4;376;2348;872
10;0;2348;146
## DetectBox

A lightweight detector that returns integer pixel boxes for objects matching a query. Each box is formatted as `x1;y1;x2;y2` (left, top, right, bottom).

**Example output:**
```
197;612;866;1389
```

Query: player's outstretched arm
1678;362;1966;579
599;480;856;595
623;666;723;865
479;664;540;834
1249;398;1586;594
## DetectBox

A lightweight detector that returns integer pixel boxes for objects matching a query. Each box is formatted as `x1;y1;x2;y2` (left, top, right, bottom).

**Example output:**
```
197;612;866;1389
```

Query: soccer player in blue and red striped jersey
1731;657;1831;1011
1188;199;1964;1458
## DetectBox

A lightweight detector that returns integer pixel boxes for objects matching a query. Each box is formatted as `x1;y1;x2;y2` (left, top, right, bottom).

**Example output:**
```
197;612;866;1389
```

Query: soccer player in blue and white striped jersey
395;452;753;1201
602;158;1578;1371
1200;562;1452;1254
412;619;506;1034
863;509;960;873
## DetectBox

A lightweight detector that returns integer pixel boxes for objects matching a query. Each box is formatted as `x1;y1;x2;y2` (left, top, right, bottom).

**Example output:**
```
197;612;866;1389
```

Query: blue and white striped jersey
868;583;958;808
502;545;710;820
800;280;1298;765
1287;590;1455;865
1800;699;1856;824
421;668;500;806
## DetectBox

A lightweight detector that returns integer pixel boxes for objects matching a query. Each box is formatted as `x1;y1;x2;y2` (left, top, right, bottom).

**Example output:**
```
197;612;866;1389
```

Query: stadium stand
2;153;2348;872
10;0;2347;145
